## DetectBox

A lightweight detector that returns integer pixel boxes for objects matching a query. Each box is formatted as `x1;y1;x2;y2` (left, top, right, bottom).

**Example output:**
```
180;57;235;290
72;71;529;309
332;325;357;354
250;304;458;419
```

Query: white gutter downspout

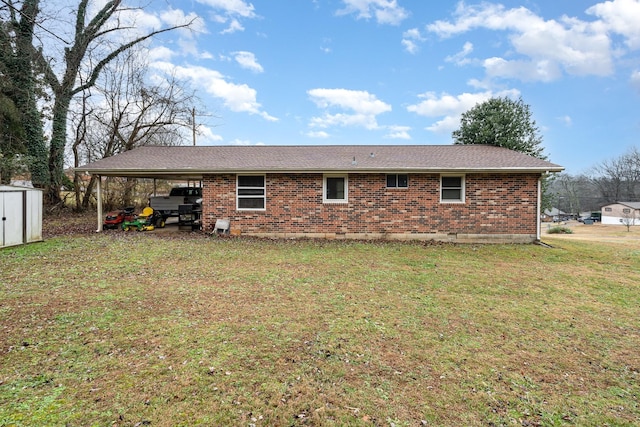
536;173;545;241
96;175;103;232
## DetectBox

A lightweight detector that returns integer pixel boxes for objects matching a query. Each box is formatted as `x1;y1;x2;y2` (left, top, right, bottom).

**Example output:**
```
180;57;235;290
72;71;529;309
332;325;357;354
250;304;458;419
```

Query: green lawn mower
122;207;166;231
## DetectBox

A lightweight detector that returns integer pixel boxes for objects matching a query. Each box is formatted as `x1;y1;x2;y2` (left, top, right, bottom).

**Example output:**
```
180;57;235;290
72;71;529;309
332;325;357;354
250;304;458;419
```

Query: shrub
547;226;573;234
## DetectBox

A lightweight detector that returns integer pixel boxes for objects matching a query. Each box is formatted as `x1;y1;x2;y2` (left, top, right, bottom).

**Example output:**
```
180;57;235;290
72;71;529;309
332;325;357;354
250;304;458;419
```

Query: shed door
25;190;42;243
1;192;24;247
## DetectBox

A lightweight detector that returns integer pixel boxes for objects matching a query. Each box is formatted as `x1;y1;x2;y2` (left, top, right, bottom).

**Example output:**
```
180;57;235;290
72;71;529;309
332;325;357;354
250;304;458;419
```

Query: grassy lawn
1;226;639;426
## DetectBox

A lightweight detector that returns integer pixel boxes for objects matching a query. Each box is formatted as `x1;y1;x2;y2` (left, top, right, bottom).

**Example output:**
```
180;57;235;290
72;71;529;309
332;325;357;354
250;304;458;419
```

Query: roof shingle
76;145;563;178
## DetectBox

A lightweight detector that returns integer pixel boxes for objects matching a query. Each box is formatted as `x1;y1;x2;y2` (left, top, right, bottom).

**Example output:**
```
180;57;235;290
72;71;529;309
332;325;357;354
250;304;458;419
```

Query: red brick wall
201;173;540;235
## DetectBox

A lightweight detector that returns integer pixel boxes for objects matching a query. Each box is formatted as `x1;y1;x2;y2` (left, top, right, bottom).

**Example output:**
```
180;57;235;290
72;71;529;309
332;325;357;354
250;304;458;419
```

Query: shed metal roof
0;184;41;191
75;145;563;179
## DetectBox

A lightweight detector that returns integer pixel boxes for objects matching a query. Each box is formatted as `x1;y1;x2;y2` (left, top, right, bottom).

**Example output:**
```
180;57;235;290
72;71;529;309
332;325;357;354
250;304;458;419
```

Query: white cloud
94;6;161;42
152;62;277;121
111;6;208;60
233;51;264;73
148;46;175;62
427;3;534;37
159;9;210;59
160;8;206;35
631;70;640;91
483;57;562;82
198;126;224;145
220;19;245;34
466;79;487;90
197;0;257;18
406;89;520;133
199;51;215;60
308;88;392;130
587;0;640;49
427;2;618;81
177;38;201;57
306;131;330;138
320;38;333;53
425;115;464;134
557;115;573;127
197;0;257;33
309;112;382;130
384;125;411;140
308;88;391;115
228;138;254;146
224;138;266;146
407;91;490;117
445;41;474;65
403;28;422;39
337;0;409;25
402;28;424;54
401;39;418;55
108;6;204;41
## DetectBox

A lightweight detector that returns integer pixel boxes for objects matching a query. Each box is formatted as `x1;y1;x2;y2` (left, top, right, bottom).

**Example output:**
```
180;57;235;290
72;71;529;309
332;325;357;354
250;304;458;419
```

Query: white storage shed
0;185;43;248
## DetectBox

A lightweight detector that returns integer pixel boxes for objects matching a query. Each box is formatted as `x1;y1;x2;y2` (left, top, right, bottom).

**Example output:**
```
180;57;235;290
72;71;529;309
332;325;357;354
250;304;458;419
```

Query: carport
75;149;204;232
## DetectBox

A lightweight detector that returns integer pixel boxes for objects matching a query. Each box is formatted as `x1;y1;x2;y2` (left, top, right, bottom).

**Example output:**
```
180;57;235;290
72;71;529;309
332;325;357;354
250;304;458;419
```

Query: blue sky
131;0;640;175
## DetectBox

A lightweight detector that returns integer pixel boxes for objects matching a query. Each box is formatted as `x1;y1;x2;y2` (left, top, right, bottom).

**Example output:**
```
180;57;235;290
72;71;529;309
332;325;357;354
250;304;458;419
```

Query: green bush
547;226;573;234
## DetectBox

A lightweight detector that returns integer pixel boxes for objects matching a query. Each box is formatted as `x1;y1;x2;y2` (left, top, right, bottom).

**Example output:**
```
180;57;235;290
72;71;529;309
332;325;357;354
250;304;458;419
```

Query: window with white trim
440;175;465;203
386;174;408;188
323;175;348;203
237;175;265;210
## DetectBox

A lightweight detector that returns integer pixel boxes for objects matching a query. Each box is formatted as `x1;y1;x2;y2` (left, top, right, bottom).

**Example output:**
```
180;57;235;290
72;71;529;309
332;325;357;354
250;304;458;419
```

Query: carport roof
76;145;563;179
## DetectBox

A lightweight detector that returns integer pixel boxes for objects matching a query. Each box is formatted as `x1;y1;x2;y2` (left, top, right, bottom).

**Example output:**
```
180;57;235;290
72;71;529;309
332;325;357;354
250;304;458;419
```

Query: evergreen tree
452;96;546;160
453;96;554;210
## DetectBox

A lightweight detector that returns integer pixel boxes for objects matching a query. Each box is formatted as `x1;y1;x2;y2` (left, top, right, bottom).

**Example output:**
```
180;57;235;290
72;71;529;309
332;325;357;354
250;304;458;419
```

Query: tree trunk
47;94;71;205
82;175;97;210
73;172;83;211
14;0;49;189
5;0;194;203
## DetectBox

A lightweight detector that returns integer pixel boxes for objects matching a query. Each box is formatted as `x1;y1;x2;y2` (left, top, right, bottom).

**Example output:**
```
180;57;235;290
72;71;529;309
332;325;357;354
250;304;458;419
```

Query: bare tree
70;84;92;209
552;173;583;216
620;208;638;232
592;147;640;204
546;173;603;215
12;0;196;205
70;49;199;210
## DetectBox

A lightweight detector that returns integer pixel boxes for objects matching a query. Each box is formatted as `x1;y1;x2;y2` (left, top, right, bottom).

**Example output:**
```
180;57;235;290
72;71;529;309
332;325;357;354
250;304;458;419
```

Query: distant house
542;207;566;222
76;145;563;243
601;202;640;226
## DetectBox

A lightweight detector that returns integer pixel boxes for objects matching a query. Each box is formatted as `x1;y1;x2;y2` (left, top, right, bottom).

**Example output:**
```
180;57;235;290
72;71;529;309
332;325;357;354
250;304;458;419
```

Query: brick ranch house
76;145;563;243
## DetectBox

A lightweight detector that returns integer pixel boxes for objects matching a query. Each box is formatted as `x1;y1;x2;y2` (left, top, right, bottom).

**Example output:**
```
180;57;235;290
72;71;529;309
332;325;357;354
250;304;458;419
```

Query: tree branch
73;19;194;96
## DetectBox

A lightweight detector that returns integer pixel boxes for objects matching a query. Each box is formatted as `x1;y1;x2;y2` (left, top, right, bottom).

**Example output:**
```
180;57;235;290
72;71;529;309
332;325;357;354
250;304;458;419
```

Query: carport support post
96;175;103;232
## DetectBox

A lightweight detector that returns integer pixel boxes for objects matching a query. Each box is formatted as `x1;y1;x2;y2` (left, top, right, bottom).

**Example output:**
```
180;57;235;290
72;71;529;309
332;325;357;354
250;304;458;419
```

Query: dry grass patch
1;228;639;426
543;221;640;244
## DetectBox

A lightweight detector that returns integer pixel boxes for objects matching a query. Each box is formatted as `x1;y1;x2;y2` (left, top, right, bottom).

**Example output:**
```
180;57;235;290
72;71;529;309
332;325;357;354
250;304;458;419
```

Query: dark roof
76;145;563;179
